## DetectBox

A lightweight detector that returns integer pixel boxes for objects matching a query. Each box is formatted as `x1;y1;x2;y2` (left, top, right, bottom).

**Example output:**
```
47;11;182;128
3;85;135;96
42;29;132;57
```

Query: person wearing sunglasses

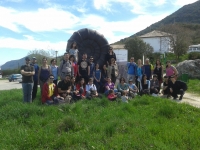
41;74;61;105
20;57;35;103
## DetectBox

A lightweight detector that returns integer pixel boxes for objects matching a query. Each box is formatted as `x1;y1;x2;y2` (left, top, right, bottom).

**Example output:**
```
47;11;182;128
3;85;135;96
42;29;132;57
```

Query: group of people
20;42;187;104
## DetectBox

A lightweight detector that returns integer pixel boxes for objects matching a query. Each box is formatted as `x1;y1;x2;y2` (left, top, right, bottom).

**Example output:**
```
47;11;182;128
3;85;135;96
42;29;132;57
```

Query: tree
27;49;56;65
124;37;153;61
159;24;193;60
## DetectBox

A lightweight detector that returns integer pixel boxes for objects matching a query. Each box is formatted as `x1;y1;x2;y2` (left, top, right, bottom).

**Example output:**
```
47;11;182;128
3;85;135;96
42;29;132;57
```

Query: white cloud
0;37;67;52
93;0;167;14
173;0;198;6
0;6;80;32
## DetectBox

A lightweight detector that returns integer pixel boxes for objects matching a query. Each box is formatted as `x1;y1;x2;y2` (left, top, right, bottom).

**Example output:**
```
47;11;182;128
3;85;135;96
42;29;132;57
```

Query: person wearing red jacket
42;74;61;104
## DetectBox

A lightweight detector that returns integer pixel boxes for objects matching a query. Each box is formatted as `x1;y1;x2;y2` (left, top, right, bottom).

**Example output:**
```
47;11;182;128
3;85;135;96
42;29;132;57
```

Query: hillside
1;54;62;70
115;0;200;44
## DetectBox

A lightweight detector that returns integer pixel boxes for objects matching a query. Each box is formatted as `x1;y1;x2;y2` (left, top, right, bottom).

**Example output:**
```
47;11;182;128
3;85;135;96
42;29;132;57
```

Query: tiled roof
140;30;171;38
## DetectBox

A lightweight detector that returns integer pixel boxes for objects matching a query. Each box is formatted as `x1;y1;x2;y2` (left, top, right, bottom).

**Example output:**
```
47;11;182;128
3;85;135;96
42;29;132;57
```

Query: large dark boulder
66;28;110;67
176;59;200;78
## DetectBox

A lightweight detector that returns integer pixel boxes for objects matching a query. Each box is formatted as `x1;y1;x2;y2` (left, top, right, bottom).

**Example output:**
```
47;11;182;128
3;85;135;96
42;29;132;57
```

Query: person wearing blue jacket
126;57;137;83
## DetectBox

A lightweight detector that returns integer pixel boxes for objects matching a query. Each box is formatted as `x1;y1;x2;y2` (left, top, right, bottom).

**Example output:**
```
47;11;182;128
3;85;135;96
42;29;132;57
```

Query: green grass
187;79;200;95
0;89;200;149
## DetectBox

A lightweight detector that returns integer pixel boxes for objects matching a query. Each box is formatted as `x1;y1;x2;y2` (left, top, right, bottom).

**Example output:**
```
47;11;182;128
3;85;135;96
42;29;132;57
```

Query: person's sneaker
179;95;183;100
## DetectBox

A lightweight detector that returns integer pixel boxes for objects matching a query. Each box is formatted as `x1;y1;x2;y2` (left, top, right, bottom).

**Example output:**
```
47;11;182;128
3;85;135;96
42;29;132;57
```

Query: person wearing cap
126;57;137;84
105;46;116;65
168;75;187;100
20;57;35;103
128;79;138;98
30;57;39;100
150;74;160;95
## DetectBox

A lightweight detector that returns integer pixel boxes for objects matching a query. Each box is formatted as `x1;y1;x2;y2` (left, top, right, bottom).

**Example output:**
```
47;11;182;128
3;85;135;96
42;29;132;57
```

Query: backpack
60;60;72;72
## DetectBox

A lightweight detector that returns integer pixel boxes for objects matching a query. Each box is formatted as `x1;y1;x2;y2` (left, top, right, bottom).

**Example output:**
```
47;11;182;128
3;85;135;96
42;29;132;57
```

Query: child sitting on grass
121;91;128;103
107;90;117;101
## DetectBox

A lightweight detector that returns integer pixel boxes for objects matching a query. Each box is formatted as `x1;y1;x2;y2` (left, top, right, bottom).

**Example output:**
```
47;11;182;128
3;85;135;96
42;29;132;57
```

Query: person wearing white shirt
86;78;98;99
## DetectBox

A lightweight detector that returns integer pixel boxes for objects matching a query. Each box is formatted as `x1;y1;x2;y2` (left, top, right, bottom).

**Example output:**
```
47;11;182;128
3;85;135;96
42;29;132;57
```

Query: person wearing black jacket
168;75;187;100
105;46;116;65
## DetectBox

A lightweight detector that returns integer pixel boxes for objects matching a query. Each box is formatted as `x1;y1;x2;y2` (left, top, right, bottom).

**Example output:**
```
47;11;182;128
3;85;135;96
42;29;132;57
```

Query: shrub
188;52;200;60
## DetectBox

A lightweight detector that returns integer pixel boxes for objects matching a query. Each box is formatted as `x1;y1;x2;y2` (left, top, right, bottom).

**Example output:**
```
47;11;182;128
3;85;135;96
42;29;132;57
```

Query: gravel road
0;80;22;90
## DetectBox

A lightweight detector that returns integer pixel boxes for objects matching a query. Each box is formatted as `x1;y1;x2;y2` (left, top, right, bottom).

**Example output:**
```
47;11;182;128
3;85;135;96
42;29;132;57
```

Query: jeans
32;80;38;100
104;89;118;95
22;83;33;103
127;74;135;83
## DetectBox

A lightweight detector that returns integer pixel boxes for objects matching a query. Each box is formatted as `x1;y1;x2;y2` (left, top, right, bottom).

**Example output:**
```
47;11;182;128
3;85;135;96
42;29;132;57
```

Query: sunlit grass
0;89;200;149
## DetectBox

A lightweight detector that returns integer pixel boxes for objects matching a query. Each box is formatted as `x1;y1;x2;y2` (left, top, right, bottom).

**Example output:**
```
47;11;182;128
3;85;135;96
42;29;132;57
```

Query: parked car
8;74;22;83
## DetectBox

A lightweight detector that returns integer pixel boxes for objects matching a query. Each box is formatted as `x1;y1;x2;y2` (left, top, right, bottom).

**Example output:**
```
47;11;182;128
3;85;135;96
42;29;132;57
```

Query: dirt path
161;92;200;108
180;93;200;108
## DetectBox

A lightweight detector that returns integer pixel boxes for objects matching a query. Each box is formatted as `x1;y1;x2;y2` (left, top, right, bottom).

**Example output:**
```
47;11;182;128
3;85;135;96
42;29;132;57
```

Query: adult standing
105;46;116;65
100;64;108;93
20;57;35;103
68;42;79;63
89;56;95;78
153;59;163;88
93;63;101;92
50;59;58;86
38;57;51;94
143;58;153;80
31;57;39;101
126;57;137;83
69;55;78;78
136;59;143;92
166;61;178;78
77;53;90;84
59;53;74;80
107;58;119;84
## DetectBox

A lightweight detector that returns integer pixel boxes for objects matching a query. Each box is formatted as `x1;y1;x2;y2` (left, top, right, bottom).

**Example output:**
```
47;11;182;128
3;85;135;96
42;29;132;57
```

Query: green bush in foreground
0;89;200;149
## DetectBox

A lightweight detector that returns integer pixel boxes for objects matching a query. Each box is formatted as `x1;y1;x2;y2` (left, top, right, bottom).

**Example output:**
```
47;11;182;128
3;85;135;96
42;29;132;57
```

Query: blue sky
0;0;198;66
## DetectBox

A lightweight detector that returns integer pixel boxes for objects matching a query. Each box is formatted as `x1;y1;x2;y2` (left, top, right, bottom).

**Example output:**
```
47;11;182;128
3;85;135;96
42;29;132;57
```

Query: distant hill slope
114;0;200;44
1;54;60;70
1;57;26;70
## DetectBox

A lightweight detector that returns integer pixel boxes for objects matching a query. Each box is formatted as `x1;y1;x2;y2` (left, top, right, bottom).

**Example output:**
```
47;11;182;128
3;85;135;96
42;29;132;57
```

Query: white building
188;44;200;53
140;30;172;53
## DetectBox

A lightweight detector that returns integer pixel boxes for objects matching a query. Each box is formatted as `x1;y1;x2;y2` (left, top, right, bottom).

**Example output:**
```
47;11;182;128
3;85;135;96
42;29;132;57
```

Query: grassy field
187;79;200;95
0;89;200;149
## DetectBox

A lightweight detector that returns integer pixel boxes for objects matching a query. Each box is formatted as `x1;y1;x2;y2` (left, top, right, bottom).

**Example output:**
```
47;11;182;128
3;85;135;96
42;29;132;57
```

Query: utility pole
55;51;58;64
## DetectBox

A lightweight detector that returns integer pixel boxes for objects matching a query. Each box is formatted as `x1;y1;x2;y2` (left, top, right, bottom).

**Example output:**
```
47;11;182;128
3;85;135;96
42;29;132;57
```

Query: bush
188;52;200;60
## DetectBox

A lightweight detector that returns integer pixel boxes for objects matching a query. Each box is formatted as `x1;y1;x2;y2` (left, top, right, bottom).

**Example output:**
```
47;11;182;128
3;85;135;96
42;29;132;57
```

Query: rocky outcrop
176;59;200;78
